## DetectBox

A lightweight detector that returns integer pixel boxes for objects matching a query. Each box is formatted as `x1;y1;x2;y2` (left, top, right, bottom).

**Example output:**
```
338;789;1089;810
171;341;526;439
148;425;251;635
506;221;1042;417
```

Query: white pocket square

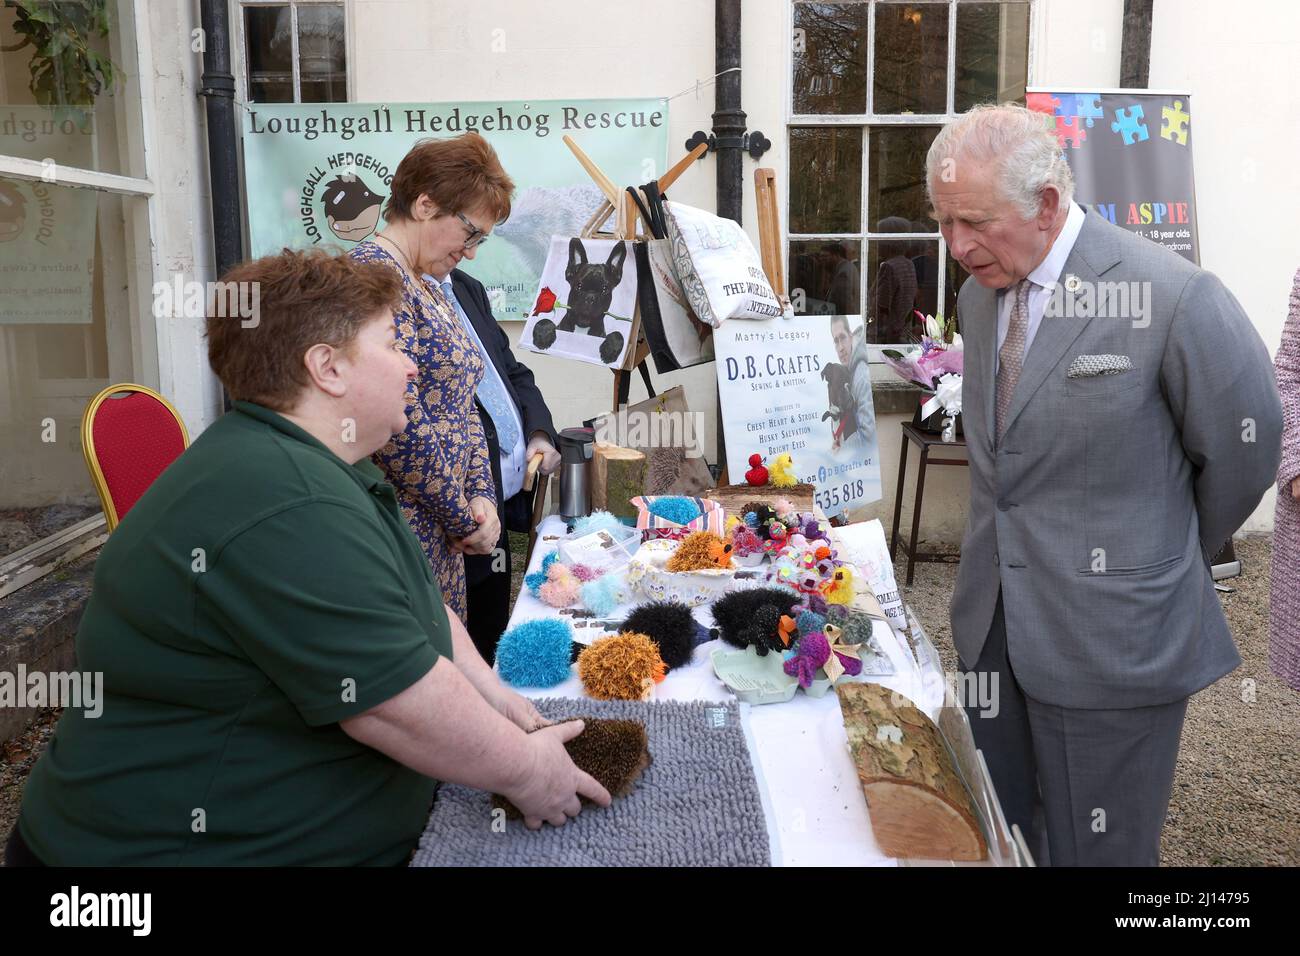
1067;354;1133;378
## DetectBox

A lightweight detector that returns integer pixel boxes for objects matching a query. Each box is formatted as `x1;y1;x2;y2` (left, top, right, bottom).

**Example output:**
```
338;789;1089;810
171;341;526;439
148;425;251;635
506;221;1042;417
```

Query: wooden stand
838;682;988;862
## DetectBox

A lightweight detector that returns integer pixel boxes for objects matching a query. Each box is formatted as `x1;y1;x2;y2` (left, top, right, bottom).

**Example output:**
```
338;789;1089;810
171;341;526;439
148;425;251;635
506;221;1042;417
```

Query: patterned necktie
995;279;1032;444
441;280;521;453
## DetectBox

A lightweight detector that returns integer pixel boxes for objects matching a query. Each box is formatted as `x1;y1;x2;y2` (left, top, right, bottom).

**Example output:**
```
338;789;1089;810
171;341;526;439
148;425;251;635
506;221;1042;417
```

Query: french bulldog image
560;238;626;339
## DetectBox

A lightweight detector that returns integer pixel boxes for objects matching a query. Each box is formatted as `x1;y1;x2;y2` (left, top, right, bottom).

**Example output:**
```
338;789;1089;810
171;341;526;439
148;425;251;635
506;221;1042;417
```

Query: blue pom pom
539;551;559;575
647;496;701;525
571;510;624;537
581;575;621;617
496;618;574;688
796;609;826;637
524;570;547;596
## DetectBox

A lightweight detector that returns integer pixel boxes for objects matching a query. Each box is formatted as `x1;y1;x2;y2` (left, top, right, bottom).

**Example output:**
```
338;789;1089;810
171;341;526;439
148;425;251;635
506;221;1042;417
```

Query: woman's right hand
502;720;612;829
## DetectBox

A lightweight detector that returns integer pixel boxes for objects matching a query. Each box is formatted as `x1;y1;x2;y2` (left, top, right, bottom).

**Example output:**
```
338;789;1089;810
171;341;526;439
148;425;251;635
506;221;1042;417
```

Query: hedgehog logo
323;173;384;242
0;179;27;244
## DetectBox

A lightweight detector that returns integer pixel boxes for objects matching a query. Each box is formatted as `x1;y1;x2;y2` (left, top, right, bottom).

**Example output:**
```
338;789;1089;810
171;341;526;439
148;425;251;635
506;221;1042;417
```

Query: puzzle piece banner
242;100;668;321
713;313;882;518
1027;89;1199;263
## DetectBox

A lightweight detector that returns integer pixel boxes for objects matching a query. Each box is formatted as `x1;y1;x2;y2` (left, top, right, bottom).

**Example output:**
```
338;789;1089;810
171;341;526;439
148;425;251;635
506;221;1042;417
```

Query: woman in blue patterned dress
349;134;514;620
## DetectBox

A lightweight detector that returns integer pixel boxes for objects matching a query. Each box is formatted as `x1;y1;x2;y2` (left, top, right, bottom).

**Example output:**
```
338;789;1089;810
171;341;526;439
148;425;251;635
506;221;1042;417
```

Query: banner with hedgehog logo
241;100;667;322
1027;89;1199;264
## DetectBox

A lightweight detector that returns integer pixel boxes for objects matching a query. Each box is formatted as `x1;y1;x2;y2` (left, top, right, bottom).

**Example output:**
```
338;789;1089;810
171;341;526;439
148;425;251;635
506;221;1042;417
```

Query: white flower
934;373;963;416
950;332;964;352
924;314;943;339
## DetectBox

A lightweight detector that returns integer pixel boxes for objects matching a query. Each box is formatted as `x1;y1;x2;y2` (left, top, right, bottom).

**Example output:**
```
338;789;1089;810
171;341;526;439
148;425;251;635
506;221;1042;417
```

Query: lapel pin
1064;274;1083;294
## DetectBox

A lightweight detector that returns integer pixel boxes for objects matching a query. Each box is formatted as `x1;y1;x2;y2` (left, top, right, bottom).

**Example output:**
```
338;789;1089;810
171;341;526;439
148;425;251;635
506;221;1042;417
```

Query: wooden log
592;443;647;519
838;682;988;862
705;483;815;519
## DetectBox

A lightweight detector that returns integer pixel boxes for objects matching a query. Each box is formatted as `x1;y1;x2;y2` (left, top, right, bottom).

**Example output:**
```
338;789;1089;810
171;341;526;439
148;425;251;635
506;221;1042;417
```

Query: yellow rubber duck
769;452;797;488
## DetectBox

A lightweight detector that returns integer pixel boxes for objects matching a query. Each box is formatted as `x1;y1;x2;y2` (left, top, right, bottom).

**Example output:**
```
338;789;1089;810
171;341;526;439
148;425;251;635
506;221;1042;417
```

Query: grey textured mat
410;698;771;867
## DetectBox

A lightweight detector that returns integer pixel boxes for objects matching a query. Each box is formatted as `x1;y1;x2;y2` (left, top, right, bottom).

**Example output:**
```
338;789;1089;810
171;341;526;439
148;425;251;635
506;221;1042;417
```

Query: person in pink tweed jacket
1271;268;1300;692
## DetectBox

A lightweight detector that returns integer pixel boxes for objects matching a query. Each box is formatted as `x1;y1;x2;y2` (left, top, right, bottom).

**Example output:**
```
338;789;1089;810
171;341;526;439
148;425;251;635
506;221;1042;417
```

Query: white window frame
0;0;162;592
785;0;1039;360
232;0;354;106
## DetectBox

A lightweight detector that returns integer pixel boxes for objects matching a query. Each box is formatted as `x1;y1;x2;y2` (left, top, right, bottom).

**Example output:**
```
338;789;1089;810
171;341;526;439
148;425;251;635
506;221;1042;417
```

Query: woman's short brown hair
384;132;514;224
206;248;402;411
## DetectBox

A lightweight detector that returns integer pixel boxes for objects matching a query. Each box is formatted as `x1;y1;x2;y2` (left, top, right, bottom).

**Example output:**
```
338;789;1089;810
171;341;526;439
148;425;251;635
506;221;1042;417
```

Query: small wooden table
890;421;969;586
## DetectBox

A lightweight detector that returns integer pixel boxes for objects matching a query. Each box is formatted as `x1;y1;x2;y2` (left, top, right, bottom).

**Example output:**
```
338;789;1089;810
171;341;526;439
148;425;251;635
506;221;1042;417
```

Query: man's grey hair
925;104;1075;219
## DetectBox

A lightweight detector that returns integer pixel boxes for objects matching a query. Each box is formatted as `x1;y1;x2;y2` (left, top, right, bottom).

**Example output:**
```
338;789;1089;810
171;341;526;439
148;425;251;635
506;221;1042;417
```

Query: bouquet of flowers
882;311;964;439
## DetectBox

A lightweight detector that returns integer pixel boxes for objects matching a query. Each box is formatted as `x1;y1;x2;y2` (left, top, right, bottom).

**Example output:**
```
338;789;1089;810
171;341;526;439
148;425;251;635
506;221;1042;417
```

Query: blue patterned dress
349;241;496;621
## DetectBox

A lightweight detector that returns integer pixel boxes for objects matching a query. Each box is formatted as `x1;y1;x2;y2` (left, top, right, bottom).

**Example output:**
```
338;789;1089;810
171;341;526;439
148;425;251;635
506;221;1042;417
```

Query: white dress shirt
994;201;1087;373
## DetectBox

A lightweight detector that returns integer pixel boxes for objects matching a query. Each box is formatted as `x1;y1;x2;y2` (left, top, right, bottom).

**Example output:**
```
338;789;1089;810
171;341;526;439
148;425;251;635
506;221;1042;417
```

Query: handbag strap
629;182;669;240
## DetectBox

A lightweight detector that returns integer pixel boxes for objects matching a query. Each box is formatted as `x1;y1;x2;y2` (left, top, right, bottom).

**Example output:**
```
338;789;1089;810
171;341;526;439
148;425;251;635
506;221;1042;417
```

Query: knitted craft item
665;531;727;572
569;563;601;582
772;496;795;517
823;565;855;605
526;551;562;597
620;600;697;670
730;525;765;558
710;587;800;656
796;609;827;637
496;618;575;688
646;496;702;525
581;575;622;617
769;452;797;488
744;453;769;486
539;562;581;607
491;718;653;820
578;632;667;700
783;631;831;688
571;510;625;537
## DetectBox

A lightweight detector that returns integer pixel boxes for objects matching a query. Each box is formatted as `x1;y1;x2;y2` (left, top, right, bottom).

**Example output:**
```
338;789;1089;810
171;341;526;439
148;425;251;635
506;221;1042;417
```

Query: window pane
866;125;939;229
792;2;868;114
865;238;937;344
297;4;347;104
0;0;145;177
955;1;1031;112
873;2;949;114
789;239;861;319
1;185;154;556
245;5;294;103
789;126;862;234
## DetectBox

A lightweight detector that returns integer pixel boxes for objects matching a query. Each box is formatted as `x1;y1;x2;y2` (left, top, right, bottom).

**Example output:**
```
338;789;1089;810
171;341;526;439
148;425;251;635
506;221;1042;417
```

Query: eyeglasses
455;211;490;250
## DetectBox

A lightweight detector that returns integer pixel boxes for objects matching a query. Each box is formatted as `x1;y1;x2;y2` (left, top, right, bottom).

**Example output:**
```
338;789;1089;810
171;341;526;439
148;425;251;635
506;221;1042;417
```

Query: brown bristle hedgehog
492;718;652;820
578;632;667;700
665;531;728;572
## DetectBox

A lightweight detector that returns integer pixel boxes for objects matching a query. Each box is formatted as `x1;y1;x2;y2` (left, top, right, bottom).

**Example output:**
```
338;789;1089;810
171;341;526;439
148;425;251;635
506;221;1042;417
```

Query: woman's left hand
451;496;501;555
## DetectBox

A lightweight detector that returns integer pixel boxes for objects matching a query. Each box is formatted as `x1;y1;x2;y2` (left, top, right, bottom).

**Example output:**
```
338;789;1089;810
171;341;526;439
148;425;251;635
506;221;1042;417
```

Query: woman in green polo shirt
8;249;608;866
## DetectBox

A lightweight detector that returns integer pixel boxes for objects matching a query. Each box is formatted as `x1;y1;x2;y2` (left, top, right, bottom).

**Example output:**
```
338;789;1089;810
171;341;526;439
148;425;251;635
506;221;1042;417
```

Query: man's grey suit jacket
950;209;1282;709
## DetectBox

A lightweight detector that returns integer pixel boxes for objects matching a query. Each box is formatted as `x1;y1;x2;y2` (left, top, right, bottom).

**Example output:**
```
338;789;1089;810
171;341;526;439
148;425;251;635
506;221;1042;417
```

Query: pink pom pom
539;578;581;607
569;563;600;582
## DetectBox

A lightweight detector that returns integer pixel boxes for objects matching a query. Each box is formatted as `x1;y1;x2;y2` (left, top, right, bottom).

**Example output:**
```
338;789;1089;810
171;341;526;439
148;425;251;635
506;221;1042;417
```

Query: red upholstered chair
81;384;190;532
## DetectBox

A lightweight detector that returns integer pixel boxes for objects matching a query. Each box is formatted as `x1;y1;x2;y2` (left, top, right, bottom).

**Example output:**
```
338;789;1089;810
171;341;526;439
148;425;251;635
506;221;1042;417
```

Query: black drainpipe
198;0;243;411
198;0;243;279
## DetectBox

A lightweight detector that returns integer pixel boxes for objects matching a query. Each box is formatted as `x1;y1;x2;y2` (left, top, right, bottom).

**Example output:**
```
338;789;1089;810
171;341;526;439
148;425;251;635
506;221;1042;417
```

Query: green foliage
7;0;117;108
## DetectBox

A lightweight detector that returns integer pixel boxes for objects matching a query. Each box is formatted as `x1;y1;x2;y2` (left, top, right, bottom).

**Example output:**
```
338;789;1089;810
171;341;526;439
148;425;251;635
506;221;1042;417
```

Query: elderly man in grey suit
929;105;1281;866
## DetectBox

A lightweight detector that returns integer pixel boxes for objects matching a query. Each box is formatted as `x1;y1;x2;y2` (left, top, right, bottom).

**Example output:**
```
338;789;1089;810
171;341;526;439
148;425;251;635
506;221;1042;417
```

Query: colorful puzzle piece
1075;93;1104;128
1055;115;1087;149
1110;105;1149;145
1026;92;1060;117
1160;99;1190;145
1053;93;1081;118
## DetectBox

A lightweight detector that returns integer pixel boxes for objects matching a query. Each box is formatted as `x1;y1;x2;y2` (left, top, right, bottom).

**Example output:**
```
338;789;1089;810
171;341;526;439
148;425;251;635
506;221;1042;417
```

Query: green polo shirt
19;402;451;865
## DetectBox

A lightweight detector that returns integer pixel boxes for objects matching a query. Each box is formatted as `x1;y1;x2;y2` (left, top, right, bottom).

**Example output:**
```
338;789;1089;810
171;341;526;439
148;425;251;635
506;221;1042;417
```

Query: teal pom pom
524;570;547;596
581;575;621;617
796;609;826;637
572;510;624;536
647;496;701;525
496;618;574;688
540;551;559;574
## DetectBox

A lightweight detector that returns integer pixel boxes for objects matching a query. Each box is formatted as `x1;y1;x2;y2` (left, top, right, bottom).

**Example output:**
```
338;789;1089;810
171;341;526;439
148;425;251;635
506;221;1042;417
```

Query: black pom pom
620;600;696;671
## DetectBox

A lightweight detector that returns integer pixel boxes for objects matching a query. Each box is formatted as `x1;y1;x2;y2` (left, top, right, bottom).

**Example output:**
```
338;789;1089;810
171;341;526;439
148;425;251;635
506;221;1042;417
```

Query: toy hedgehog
578;632;667;700
492;718;652;820
620;600;697;670
710;586;801;656
665;531;728;572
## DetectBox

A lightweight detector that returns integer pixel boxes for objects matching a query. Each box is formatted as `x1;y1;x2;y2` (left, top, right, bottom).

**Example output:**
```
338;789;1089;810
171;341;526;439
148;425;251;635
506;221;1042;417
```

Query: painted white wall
1150;0;1300;534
